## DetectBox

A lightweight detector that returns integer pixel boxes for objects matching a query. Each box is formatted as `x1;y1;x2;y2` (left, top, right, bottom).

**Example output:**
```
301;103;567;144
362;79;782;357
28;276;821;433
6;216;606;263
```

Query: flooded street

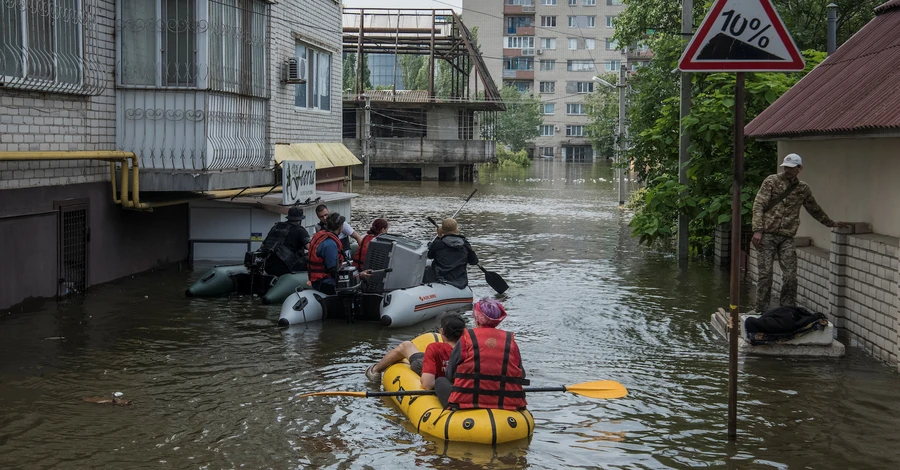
2;159;900;469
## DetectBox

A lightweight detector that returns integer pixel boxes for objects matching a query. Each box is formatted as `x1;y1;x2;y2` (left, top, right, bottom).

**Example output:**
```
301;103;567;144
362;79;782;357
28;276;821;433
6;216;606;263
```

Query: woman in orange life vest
306;212;346;295
434;298;528;411
353;219;388;281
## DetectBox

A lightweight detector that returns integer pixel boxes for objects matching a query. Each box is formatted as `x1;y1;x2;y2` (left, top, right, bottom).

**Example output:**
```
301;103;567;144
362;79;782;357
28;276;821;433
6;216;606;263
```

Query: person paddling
435;298;528;410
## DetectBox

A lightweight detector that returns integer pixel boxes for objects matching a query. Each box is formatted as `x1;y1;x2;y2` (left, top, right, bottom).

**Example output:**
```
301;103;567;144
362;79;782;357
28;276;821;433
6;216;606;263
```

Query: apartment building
462;0;627;161
0;0;354;310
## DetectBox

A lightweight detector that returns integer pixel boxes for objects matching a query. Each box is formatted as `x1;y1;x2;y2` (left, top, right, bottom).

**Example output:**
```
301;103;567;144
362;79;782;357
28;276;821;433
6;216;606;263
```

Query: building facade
462;0;627;161
0;0;351;311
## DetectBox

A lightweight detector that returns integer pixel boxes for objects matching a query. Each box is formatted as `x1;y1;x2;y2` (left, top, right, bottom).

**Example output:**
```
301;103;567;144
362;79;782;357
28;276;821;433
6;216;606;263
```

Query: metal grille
59;206;87;297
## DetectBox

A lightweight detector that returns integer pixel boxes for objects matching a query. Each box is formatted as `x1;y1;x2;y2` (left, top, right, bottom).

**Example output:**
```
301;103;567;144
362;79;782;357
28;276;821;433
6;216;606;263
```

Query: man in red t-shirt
366;314;466;389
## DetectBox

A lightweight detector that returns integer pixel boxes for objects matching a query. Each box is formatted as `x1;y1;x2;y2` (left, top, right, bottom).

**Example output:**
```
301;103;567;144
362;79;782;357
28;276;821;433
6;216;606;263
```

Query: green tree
341;52;371;94
399;54;427;90
485;86;543;152
585;72;620;160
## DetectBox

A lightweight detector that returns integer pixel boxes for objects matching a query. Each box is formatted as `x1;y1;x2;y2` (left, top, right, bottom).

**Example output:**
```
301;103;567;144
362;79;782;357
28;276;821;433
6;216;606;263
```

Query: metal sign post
678;0;805;441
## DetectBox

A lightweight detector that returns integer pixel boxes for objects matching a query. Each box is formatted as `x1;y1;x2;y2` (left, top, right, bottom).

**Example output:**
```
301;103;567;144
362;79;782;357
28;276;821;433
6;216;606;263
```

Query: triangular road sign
679;0;805;72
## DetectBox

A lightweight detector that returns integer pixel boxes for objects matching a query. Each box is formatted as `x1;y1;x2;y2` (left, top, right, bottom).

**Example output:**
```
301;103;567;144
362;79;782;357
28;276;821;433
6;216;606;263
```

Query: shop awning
274;143;362;169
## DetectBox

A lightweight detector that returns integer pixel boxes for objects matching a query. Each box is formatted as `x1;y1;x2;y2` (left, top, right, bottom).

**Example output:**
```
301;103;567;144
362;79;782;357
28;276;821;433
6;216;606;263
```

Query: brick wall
0;0;116;190
747;225;900;369
268;0;344;146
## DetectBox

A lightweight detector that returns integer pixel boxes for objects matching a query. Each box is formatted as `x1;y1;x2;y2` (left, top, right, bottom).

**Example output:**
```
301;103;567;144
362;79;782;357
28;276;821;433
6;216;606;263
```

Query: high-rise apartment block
463;0;627;160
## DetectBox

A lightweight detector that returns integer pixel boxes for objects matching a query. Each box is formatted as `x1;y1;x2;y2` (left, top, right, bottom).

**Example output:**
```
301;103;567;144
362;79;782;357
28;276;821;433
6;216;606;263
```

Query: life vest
352;234;375;270
318;222;352;253
449;328;528;410
307;230;344;282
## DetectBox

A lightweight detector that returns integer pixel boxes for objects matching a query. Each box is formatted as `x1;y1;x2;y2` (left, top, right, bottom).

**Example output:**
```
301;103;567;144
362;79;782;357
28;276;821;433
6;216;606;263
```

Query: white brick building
0;0;351;310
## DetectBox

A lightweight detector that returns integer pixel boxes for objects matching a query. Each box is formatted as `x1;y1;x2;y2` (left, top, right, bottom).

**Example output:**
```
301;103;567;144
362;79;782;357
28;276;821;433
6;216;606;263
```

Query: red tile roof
745;2;900;139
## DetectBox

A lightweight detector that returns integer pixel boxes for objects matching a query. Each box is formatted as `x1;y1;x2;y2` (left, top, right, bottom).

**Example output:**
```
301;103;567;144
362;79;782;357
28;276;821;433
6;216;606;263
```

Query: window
506;0;534;4
585;38;596;50
541;146;554;157
539;59;556;71
605;60;622;72
568;38;578;50
511;81;532;92
2;0;84;86
567;81;594;93
295;42;332;111
565;145;593;159
539;37;557;50
584;0;596;5
504;36;535;49
539;81;555;93
541;16;557;27
208;0;268;96
566;125;585;136
540;125;555;136
503;57;534;70
566;103;587;114
119;0;199;87
568;0;577;5
606;38;619;50
569;16;595;28
607;0;623;5
541;0;557;5
606;16;616;28
567;60;595;72
543;103;555;114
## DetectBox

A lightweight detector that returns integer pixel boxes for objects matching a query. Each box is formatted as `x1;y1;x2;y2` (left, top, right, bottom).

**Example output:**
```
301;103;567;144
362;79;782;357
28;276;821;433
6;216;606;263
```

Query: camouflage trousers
755;233;797;313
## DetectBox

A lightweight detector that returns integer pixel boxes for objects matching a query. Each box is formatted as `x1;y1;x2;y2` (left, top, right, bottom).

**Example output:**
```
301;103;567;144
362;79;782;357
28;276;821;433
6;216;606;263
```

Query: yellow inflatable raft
381;333;535;444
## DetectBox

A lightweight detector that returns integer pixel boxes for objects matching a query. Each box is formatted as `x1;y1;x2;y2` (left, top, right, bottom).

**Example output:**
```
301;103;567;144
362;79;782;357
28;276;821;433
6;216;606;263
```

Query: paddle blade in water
299;391;368;398
485;271;509;294
565;380;628;399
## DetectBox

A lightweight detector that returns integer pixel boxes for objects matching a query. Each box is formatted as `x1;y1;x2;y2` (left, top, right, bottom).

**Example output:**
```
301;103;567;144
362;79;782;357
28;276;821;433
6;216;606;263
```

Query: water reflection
1;159;900;468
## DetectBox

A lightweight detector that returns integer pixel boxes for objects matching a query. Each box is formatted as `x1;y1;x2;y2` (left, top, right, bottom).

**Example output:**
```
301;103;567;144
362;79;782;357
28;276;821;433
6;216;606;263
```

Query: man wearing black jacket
427;218;478;289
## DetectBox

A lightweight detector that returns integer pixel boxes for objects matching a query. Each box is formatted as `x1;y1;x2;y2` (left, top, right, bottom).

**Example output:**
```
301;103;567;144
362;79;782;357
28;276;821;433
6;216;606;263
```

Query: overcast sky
344;0;462;11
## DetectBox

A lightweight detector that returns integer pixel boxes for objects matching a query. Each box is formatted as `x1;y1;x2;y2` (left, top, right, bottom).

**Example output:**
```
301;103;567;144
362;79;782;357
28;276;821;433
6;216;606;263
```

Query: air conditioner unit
537;49;544;55
554;126;560;131
282;57;307;84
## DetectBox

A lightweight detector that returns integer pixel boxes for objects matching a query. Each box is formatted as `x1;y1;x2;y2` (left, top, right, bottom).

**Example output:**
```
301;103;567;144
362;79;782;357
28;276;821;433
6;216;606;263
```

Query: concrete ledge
711;309;846;358
137;169;275;192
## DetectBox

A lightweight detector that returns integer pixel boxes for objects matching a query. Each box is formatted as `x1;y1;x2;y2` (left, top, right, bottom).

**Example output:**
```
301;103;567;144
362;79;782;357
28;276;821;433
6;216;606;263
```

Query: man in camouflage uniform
751;153;848;313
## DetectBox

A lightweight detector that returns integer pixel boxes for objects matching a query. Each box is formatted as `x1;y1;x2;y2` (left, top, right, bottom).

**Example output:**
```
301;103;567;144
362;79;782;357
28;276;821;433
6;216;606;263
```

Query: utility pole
363;95;371;183
677;0;693;262
618;64;627;206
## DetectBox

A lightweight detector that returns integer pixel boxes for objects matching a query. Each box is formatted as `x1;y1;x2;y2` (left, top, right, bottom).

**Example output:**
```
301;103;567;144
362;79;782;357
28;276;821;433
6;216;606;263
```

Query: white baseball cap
780;153;802;167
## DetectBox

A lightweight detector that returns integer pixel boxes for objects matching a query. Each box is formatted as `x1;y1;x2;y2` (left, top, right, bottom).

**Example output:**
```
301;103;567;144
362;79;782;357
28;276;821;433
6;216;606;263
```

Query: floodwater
2;159;900;469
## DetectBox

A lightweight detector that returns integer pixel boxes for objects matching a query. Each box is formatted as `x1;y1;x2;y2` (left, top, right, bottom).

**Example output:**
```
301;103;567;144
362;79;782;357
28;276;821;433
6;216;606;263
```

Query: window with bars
57;202;88;298
119;0;198;87
1;0;83;86
539;81;555;93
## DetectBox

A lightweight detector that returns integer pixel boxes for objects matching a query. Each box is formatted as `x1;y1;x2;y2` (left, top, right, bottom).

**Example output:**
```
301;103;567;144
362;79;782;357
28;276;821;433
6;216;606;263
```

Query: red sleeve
421;343;440;376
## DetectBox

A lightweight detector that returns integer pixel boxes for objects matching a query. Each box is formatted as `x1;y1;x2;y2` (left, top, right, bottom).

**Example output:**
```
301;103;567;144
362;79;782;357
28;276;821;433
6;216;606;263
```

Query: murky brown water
2;159;900;469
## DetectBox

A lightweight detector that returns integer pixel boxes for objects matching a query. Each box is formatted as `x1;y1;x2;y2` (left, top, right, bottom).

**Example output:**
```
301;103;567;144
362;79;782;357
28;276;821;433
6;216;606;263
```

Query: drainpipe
827;3;838;55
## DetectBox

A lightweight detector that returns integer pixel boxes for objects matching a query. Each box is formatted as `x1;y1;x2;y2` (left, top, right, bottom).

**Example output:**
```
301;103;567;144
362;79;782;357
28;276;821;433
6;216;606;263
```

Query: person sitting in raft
314;204;363;259
307;212;345;295
354;218;388;281
259;206;310;276
434;298;528;410
365;314;466;388
427;218;478;289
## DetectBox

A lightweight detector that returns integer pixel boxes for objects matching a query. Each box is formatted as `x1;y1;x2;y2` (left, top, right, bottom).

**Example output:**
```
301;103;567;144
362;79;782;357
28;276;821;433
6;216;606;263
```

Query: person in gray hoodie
427;218;479;289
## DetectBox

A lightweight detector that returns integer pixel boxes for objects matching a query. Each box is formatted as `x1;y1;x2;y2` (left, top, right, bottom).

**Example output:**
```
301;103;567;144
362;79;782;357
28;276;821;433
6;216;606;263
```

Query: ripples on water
2;160;900;469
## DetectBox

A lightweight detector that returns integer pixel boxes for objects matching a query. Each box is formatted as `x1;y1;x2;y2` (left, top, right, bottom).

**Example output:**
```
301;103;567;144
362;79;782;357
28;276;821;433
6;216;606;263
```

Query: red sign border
678;0;805;72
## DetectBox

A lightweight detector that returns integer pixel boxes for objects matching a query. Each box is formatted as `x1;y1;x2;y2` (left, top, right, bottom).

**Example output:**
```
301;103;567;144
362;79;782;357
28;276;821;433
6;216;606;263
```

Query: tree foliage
485;86;543;152
342;53;371;93
585;72;620;160
605;0;862;254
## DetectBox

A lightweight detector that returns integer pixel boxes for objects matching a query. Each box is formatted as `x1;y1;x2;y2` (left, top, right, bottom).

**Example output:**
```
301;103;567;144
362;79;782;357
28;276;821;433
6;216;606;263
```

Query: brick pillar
714;223;730;266
829;223;871;334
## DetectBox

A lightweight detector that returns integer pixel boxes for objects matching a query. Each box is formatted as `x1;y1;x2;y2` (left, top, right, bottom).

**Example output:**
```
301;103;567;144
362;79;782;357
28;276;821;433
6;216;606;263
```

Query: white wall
778;138;900;249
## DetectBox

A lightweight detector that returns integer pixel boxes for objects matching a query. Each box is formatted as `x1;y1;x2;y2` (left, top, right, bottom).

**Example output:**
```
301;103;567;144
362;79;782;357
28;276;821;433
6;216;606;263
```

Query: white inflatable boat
277;234;473;328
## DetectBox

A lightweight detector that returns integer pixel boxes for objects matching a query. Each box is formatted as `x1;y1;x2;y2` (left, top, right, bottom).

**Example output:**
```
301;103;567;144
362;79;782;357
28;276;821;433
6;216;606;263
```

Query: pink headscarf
473;297;507;327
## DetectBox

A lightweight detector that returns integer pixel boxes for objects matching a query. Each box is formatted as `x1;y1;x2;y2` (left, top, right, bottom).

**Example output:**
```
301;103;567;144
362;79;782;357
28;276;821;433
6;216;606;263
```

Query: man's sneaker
365;364;380;382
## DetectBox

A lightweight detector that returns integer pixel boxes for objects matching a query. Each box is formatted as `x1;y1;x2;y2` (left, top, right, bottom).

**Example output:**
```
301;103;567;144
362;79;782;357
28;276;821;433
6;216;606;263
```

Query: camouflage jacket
751;173;833;237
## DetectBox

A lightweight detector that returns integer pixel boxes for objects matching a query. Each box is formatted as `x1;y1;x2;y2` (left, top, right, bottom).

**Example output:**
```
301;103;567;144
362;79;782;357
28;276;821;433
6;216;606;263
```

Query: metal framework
342;8;503;111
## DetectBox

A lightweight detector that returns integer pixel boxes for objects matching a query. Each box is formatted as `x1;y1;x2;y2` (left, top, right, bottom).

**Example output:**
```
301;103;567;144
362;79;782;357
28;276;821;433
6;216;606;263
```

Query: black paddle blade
479;265;509;294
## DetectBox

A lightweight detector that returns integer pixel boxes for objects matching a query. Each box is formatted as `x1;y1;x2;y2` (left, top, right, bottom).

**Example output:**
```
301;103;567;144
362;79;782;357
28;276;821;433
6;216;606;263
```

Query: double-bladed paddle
299;380;627;400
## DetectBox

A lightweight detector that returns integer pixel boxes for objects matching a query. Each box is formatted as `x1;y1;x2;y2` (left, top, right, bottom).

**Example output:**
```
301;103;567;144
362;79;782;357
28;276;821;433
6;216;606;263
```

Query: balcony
503;48;523;57
503;70;534;80
344;138;496;165
507;26;535;36
503;3;535;15
521;48;535;56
